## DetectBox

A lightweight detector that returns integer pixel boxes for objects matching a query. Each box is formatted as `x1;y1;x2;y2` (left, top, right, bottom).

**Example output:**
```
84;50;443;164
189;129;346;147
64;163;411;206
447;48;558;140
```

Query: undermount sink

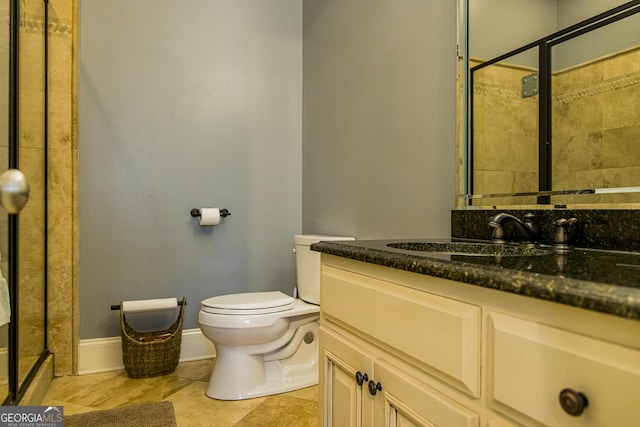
386;241;553;257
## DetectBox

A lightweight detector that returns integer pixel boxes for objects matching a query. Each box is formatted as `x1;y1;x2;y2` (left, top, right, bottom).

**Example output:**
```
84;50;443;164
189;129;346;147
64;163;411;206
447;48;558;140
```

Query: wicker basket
120;297;186;379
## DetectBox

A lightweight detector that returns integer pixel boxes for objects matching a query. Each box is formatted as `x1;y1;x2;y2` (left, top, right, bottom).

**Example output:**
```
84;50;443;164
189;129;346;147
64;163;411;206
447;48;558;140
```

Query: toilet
198;234;354;400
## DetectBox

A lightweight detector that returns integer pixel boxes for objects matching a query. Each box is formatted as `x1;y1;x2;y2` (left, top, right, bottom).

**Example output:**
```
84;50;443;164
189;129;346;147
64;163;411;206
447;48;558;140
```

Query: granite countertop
311;238;640;321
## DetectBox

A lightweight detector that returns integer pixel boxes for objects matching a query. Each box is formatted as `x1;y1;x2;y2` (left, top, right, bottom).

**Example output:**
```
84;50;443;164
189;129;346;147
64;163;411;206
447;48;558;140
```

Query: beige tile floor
42;359;318;426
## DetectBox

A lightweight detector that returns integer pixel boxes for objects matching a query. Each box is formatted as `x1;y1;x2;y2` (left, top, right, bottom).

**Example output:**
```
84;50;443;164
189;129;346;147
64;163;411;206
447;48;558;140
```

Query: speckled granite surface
451;209;640;250
311;238;640;321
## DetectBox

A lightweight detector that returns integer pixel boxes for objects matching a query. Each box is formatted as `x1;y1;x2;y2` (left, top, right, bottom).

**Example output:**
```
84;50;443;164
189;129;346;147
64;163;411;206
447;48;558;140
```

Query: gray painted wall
79;0;302;338
470;0;557;62
80;0;460;339
555;0;640;69
302;0;457;240
470;0;637;68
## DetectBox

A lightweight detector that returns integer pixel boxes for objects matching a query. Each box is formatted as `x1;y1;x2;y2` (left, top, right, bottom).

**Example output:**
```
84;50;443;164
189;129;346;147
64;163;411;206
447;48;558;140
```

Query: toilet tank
294;234;355;305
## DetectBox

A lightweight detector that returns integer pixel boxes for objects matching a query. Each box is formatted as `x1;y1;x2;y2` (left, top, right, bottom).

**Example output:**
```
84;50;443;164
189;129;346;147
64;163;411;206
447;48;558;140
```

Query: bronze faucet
489;213;539;244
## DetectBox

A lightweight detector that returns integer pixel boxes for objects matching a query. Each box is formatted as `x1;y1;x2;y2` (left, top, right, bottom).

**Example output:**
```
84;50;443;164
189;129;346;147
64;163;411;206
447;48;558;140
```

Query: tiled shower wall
18;0;47;376
47;0;76;376
466;46;640;207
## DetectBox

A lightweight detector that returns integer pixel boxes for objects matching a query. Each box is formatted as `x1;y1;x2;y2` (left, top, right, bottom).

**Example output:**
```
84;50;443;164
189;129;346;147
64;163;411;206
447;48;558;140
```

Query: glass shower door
0;0;9;404
0;0;47;404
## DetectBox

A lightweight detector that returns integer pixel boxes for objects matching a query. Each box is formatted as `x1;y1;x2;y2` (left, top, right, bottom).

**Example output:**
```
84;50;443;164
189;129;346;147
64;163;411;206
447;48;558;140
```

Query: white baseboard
78;328;216;375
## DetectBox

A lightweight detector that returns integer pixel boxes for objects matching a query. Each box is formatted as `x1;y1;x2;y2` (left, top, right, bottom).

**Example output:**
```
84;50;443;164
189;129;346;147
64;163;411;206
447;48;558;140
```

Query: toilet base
205;361;318;400
205;320;319;400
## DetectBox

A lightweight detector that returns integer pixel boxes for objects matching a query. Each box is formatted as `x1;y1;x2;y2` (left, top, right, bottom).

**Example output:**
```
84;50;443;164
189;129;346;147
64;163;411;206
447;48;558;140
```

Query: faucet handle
555;217;577;227
554;217;578;252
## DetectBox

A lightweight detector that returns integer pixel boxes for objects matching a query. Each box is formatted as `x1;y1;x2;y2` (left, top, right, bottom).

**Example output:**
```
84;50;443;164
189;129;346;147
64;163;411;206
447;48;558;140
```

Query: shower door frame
3;0;50;405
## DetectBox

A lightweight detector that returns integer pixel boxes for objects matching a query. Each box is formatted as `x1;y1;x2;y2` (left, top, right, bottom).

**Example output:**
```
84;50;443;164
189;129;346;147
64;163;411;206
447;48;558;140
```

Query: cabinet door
373;359;479;427
320;327;375;427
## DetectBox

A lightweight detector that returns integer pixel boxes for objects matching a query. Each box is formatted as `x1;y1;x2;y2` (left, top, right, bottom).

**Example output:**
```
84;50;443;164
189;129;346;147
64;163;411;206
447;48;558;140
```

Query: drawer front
322;266;481;396
489;311;640;426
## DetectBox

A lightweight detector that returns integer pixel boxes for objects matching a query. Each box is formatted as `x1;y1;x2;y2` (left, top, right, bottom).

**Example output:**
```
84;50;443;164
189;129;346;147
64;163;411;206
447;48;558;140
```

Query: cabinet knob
355;371;368;386
559;388;588;416
368;380;382;396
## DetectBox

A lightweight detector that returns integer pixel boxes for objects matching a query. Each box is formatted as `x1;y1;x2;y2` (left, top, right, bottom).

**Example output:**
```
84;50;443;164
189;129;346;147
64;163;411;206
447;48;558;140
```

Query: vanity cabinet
319;261;480;426
320;328;479;427
319;255;640;427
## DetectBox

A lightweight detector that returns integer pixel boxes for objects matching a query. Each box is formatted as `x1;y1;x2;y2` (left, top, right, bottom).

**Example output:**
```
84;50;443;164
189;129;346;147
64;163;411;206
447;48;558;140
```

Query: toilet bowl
198;234;354;400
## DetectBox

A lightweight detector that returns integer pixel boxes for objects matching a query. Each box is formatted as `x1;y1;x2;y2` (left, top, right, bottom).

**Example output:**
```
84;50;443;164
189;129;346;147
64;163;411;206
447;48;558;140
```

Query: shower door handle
0;169;30;214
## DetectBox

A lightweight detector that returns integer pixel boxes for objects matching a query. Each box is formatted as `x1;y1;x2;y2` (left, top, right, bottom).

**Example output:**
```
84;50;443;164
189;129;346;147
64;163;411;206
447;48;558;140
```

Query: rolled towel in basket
121;298;178;313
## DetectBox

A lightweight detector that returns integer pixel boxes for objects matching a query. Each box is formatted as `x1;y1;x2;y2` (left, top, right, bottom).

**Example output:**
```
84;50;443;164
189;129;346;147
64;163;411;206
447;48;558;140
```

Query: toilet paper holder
190;208;230;218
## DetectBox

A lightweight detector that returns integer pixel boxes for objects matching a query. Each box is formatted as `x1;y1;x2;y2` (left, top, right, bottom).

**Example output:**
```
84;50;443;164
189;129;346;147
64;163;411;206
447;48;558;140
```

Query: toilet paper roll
121;298;178;313
199;208;221;226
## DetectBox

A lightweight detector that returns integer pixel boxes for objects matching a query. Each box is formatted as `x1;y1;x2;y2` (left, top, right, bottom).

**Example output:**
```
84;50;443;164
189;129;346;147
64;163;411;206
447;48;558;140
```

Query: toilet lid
201;291;296;315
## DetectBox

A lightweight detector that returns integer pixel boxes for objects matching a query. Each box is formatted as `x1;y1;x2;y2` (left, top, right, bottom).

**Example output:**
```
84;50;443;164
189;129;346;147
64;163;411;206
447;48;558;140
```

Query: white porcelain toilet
198;234;354;400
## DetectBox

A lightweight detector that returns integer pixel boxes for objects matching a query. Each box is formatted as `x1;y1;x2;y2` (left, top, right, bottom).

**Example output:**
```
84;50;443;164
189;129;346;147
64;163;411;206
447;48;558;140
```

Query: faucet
488;213;539;244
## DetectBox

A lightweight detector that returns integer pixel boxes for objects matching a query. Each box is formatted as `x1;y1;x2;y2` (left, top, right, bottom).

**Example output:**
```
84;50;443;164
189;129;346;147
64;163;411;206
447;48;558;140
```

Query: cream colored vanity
319;255;640;427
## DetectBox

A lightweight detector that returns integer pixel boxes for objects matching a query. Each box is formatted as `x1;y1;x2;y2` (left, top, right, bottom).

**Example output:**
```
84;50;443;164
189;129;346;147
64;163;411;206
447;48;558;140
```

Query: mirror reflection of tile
470;46;640;206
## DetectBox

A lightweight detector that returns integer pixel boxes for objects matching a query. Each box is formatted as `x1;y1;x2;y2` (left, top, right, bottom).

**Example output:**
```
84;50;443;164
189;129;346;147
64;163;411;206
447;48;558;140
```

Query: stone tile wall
19;0;47;381
47;0;75;376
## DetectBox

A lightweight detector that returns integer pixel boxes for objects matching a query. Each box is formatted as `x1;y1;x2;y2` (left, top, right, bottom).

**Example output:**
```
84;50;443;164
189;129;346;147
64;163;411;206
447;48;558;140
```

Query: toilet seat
201;291;295;315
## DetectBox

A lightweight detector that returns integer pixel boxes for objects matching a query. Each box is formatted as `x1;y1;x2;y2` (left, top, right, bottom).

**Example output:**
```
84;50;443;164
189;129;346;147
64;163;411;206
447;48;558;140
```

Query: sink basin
386;241;552;257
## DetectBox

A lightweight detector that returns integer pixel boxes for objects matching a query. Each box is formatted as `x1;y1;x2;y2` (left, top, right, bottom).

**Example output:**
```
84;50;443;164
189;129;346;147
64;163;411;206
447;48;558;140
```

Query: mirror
460;0;640;207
